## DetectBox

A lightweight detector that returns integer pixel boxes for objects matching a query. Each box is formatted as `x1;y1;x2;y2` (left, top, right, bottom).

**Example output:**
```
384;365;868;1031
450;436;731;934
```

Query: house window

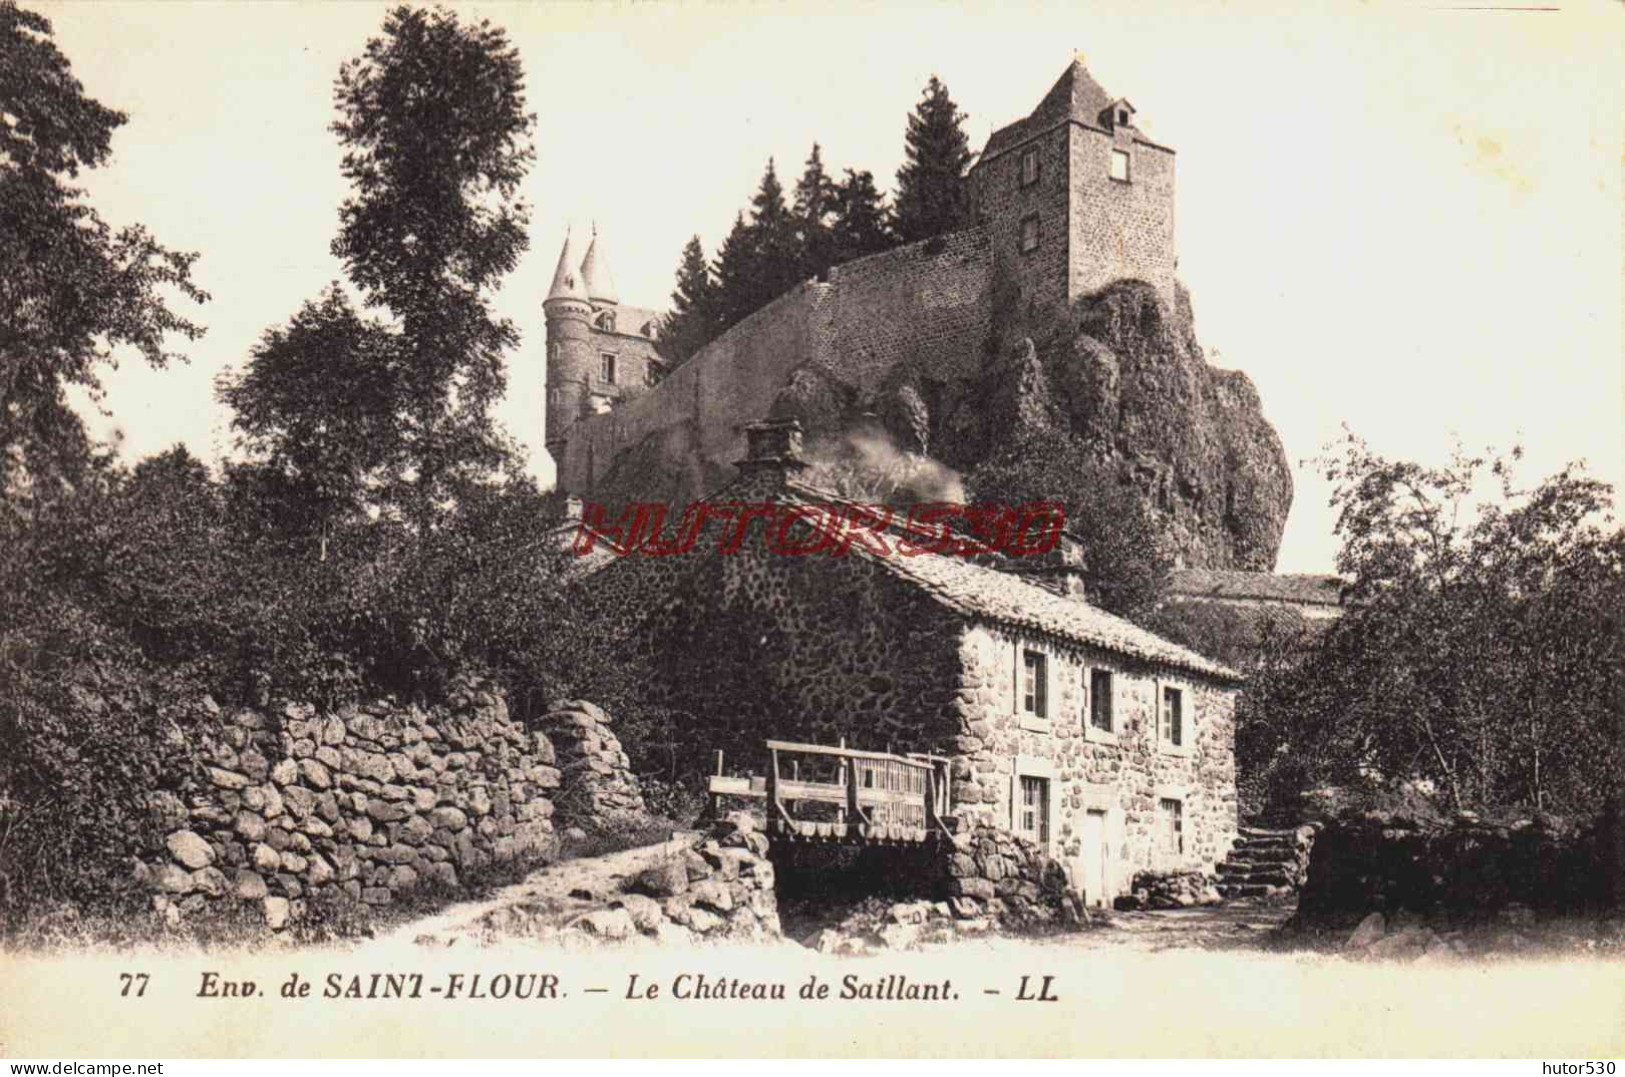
1020;147;1039;187
1117;109;1129;126
1019;214;1039;253
1159;798;1183;856
547;341;559;360
595;311;616;332
1090;669;1114;732
1110;149;1130;182
599;353;617;384
1161;686;1184;748
1021;650;1047;719
644;363;659;388
1019;776;1050;846
547;388;560;407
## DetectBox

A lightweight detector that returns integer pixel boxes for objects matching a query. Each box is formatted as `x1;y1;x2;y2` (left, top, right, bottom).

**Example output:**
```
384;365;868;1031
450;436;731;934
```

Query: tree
893;75;973;245
216;285;401;559
329;4;535;527
831;168;896;264
1242;433;1624;820
655;236;718;368
792;142;837;281
0;1;207;499
969;430;1173;620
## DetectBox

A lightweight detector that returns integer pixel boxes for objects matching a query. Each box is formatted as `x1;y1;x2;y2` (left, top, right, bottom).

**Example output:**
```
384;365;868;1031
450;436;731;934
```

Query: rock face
144;677;561;930
932;281;1292;571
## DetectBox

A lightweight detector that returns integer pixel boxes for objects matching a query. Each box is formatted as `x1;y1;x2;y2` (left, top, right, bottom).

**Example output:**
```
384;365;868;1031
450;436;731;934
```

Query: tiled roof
980;60;1114;162
870;545;1243;683
592;304;665;344
770;481;1239;680
1168;568;1347;608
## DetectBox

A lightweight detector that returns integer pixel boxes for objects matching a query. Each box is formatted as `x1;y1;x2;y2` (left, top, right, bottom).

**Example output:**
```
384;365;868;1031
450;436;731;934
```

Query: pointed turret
546;228;589;305
579;224;619;306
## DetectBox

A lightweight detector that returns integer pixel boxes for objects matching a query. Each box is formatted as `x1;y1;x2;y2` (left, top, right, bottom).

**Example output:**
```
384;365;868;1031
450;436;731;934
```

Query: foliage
969;429;1174;620
0;1;208;498
1241;433;1624;820
654;235;719;368
1139;599;1320;672
793;142;838;282
892;74;973;245
830;168;895;264
328;3;535;527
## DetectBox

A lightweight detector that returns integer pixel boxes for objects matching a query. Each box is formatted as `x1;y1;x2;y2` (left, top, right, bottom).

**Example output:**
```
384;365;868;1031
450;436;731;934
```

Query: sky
41;0;1625;574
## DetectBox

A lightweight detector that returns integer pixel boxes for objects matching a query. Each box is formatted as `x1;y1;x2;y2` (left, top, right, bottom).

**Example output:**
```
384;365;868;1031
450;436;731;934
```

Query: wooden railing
707;739;953;844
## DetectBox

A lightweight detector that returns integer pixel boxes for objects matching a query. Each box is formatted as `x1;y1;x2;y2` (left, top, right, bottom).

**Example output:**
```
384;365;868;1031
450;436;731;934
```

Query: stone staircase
1216;824;1317;900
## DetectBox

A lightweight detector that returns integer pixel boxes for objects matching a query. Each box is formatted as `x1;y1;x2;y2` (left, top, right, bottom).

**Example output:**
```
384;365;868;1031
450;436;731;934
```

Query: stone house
574;422;1243;907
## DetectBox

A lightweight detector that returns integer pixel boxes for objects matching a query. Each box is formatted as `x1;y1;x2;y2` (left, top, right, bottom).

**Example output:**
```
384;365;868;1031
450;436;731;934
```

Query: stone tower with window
542;225;666;460
966;59;1177;326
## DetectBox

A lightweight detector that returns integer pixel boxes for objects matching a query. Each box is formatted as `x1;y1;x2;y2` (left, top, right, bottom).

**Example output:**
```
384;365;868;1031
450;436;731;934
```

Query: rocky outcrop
943;280;1293;571
140;679;559;930
533;699;647;832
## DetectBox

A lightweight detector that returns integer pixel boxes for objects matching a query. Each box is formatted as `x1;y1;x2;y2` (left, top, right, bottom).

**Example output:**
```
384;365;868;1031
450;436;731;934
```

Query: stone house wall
142;681;561;930
948;622;1237;906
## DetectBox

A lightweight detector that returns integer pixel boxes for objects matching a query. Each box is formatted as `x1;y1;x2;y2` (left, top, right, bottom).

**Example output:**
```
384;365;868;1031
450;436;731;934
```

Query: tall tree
710;211;757;332
0;1;207;499
744;157;802;311
893;75;973;245
831;167;896;264
655;236;718;368
329;4;535;527
792;142;837;281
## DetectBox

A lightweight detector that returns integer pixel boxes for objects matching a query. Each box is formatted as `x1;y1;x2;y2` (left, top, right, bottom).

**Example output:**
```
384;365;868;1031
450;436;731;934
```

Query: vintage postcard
1;0;1622;1061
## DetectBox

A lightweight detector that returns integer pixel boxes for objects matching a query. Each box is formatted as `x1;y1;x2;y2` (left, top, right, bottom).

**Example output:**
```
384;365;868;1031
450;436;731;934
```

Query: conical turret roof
545;229;589;304
579;225;618;305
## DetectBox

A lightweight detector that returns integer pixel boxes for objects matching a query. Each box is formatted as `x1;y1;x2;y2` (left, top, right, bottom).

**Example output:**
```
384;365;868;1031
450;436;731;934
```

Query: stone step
1217;859;1297;876
1238;826;1304;838
1231;840;1301;857
1218;870;1295;888
1216;881;1292;899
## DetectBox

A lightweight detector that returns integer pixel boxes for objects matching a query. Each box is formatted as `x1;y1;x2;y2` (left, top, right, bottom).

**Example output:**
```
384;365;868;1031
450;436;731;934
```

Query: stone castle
541;59;1291;572
544;59;1173;483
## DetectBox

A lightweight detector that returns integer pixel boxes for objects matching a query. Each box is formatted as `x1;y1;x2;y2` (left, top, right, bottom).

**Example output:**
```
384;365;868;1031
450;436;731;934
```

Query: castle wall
556;281;834;494
824;225;994;393
554;231;994;498
1069;125;1177;304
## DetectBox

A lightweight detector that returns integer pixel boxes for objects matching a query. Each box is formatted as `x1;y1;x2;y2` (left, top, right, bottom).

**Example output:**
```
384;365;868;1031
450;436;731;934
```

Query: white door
1081;810;1108;907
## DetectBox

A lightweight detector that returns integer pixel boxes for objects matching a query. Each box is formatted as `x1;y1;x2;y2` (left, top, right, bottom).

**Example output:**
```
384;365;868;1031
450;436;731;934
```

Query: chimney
736;419;807;488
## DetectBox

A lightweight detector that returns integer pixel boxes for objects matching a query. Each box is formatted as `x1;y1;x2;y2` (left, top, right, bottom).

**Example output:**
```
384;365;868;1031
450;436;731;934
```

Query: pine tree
748;157;802;307
893;75;974;245
793;143;837;281
831;168;896;264
656;235;719;367
710;211;758;332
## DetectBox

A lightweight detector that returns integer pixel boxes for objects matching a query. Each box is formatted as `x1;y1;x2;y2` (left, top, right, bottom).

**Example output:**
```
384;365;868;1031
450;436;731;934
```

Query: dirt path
361;835;692;950
1060;897;1298;953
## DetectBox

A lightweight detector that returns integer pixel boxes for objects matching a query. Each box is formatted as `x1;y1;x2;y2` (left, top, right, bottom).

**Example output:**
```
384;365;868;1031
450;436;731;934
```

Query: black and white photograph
1;0;1621;1061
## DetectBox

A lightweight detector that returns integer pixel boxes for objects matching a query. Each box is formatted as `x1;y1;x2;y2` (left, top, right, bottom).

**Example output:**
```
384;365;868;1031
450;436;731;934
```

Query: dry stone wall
535;699;647;832
140;680;560;930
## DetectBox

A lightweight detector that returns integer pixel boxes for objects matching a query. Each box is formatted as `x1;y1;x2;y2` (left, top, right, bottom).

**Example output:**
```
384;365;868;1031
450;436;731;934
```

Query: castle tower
543;224;669;471
966;58;1177;324
543;228;594;456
